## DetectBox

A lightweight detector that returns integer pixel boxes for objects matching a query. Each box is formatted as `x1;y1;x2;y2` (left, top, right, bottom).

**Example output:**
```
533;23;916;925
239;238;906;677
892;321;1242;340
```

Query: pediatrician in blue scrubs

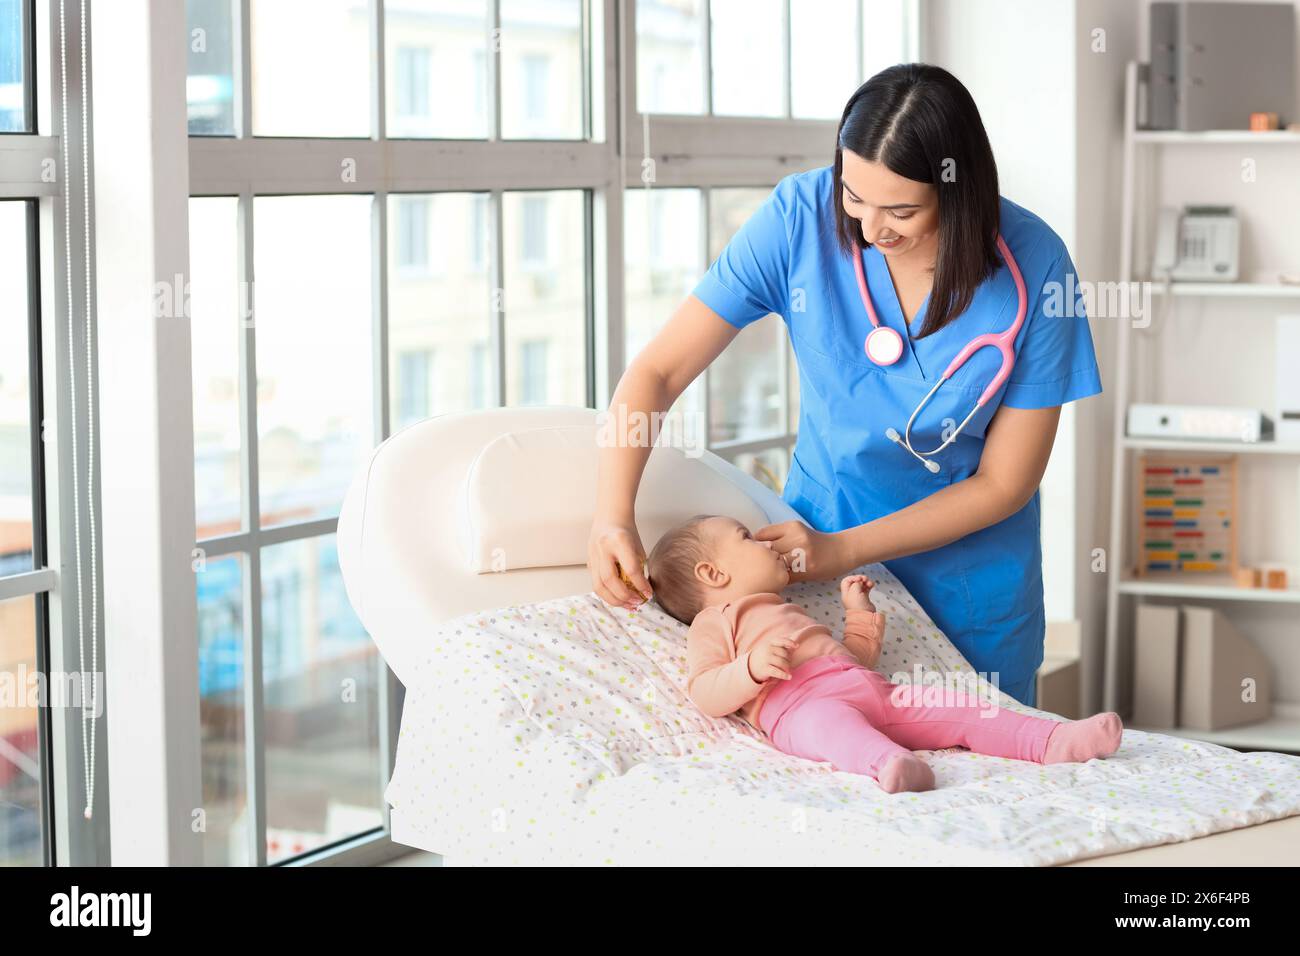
588;64;1101;709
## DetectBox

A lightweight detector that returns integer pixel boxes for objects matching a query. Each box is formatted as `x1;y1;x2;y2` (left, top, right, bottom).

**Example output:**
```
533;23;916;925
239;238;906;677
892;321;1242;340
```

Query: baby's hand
747;634;803;683
840;574;876;612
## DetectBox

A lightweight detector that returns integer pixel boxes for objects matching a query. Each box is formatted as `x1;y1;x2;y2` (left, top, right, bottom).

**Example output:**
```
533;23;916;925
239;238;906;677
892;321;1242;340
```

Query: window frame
183;0;610;867
148;0;920;867
0;0;112;866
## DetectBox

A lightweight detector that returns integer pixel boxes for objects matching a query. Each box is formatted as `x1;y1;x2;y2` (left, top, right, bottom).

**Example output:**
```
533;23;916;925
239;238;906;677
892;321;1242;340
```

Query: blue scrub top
690;164;1102;694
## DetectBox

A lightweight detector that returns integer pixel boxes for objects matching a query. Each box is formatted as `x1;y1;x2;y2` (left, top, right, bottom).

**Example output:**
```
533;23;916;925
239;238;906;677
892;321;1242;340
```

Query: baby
646;514;1123;794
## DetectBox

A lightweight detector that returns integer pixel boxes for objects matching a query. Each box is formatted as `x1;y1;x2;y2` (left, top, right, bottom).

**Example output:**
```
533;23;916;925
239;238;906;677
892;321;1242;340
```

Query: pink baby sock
1043;712;1123;764
877;753;935;794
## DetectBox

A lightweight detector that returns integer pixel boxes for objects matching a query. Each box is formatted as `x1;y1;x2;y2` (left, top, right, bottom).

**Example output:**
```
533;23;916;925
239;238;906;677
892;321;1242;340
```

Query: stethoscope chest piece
864;325;904;365
852;234;1029;472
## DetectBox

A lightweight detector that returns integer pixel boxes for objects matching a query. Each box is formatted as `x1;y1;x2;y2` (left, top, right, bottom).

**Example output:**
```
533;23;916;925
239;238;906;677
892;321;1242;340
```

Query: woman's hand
587;517;654;610
754;520;855;582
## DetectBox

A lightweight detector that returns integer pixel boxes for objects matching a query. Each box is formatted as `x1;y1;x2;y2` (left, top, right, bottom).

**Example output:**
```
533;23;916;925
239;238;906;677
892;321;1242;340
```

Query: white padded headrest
461;424;770;573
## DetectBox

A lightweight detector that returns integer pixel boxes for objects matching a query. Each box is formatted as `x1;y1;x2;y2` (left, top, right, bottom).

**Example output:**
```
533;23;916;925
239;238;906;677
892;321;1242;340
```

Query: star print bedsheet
385;564;1300;865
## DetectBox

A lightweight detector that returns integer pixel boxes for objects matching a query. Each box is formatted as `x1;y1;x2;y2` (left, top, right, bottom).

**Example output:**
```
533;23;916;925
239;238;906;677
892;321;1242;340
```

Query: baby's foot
1043;713;1123;764
877;753;935;794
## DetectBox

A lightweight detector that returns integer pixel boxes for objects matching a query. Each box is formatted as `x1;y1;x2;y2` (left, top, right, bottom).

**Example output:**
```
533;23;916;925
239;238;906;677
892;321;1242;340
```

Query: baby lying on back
646;514;1123;794
646;514;884;733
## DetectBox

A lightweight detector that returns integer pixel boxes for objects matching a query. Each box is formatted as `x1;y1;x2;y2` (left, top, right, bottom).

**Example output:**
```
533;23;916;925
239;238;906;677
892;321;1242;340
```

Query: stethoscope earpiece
887;425;941;474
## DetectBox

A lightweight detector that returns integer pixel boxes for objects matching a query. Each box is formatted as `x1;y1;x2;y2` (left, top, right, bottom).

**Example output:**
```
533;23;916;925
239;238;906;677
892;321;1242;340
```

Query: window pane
728;443;789;493
623;186;704;426
635;0;704;115
394;196;430;270
251;0;371;137
0;0;28;132
791;0;857;120
708;188;785;442
196;554;249;866
864;0;910;81
710;313;785;442
186;0;237;135
0;595;40;866
190;197;243;538
388;192;493;425
624;187;701;363
710;0;783;117
262;535;382;864
500;0;583;139
254;195;374;528
385;0;489;138
503;190;586;406
0;202;32;576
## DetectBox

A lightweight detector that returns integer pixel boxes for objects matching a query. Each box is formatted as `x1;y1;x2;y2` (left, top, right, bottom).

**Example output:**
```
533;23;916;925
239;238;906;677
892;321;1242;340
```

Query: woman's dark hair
832;63;1001;339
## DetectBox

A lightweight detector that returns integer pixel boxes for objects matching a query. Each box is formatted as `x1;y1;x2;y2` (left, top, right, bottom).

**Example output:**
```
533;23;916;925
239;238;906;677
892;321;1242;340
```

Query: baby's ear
693;559;726;587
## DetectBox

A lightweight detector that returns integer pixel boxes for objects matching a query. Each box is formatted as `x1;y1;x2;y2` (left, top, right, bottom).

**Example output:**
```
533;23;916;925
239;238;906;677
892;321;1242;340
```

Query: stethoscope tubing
855;233;1029;466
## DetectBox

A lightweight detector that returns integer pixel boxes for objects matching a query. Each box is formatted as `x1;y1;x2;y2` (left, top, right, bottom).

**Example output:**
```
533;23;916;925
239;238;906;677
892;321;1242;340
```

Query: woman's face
839;148;939;262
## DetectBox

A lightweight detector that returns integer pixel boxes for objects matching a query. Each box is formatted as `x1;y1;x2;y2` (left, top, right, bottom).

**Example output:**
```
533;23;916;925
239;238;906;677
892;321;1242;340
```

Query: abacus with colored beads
1135;454;1237;577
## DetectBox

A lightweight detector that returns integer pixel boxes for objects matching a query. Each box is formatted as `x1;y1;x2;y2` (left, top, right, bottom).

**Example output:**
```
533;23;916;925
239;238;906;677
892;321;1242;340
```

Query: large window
184;0;605;865
178;0;915;865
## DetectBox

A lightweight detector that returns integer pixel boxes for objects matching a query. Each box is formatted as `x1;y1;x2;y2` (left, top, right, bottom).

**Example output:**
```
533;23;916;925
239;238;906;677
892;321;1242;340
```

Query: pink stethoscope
852;233;1028;473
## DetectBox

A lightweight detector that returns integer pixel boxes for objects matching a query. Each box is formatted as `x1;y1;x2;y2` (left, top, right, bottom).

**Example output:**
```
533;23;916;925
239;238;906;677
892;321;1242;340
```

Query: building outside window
394;46;432;118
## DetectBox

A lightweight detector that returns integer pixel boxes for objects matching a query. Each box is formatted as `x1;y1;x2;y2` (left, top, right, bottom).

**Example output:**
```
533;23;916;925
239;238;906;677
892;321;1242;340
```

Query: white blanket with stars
385;566;1300;865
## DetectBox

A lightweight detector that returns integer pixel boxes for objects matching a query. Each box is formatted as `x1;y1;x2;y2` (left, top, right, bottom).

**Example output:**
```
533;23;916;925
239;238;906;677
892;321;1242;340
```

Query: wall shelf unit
1103;61;1300;753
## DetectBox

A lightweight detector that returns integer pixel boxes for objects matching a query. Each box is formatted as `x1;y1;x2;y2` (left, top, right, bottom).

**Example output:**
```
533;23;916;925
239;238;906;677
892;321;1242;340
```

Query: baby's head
646;514;791;625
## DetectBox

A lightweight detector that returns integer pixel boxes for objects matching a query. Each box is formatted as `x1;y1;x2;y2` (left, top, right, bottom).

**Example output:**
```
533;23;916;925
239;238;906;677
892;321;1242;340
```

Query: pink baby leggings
757;654;1057;778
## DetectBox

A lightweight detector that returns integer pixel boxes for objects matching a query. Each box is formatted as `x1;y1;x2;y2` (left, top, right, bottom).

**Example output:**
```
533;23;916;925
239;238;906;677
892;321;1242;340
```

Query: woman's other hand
754;520;853;583
588;518;653;610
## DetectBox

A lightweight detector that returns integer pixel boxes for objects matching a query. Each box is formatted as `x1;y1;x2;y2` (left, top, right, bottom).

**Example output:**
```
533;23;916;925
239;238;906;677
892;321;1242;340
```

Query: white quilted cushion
460;423;768;573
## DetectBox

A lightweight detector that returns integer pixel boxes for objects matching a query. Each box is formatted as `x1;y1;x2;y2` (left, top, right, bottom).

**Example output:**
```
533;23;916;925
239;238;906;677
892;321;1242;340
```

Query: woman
587;64;1101;709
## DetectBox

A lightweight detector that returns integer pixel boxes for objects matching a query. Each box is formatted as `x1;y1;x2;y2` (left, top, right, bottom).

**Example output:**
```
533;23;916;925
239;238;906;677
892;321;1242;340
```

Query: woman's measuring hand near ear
588;296;742;610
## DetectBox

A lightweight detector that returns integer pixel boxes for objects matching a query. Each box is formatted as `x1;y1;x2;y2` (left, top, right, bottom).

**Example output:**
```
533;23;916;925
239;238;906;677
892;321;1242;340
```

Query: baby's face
700;516;790;596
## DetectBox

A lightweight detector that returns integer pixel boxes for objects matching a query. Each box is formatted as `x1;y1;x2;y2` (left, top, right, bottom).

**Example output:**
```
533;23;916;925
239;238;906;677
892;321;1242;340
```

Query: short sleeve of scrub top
1000;244;1103;409
690;178;793;329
